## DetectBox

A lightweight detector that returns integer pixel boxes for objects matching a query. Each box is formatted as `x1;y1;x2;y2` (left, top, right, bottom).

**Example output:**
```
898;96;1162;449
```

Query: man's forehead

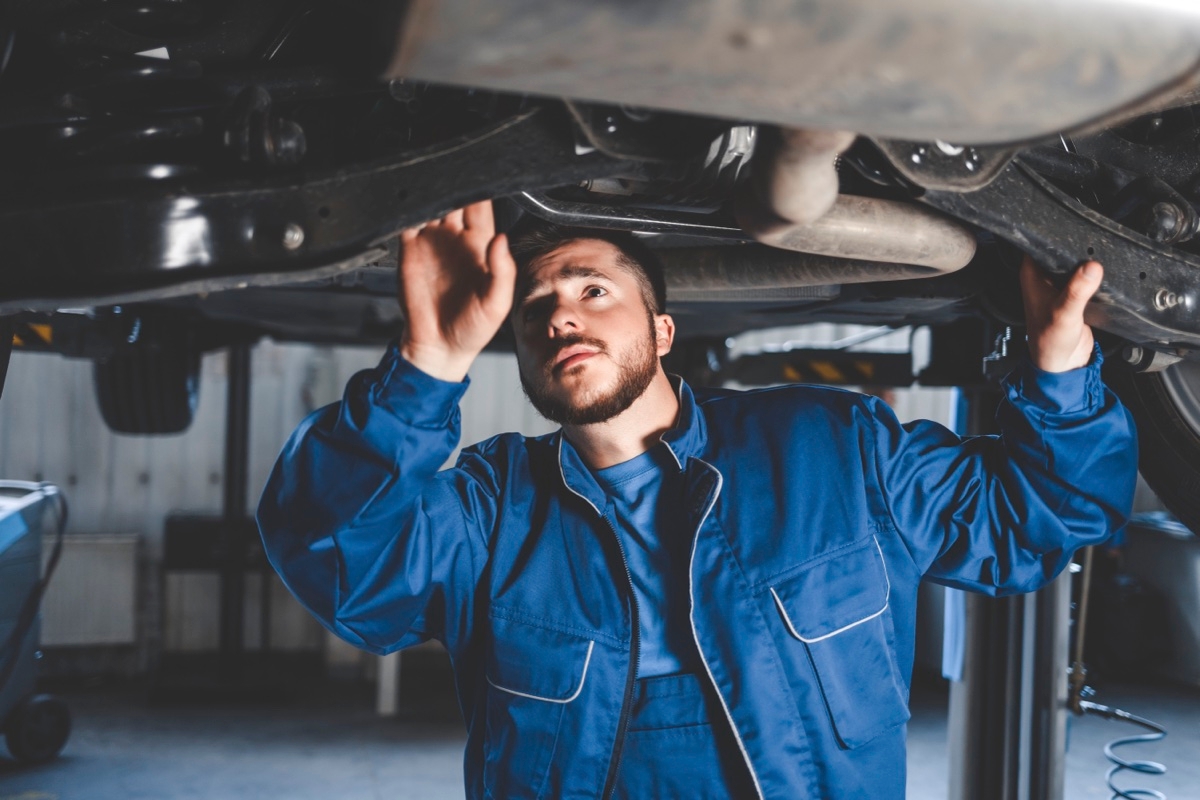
516;239;631;299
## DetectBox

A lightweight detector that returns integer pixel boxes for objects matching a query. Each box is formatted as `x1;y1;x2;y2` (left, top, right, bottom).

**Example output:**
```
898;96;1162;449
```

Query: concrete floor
1;657;1197;800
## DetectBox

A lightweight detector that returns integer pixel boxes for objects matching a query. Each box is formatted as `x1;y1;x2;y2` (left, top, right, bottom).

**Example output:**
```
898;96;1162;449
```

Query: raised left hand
1020;256;1103;373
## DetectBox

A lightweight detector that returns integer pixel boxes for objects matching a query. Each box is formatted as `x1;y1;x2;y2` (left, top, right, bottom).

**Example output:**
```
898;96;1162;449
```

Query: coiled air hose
1070;546;1170;800
1078;700;1167;800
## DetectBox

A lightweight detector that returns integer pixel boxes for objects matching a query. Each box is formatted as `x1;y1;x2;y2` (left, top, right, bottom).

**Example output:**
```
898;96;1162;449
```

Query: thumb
485;233;517;311
1056;260;1103;318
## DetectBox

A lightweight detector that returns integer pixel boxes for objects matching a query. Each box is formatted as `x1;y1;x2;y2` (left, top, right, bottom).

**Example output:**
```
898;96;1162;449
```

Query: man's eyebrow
516;264;613;305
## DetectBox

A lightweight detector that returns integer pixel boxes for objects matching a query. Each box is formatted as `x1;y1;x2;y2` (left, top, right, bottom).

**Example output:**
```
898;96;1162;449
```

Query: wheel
93;346;200;434
4;694;71;764
1105;357;1200;532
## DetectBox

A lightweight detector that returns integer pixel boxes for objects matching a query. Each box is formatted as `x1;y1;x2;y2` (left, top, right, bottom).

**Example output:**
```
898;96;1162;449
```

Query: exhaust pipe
743;128;856;226
659;244;947;302
738;127;978;273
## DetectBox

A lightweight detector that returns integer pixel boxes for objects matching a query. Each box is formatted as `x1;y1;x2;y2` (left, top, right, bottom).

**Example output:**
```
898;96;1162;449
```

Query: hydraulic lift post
218;343;251;682
946;387;1072;800
155;341;297;701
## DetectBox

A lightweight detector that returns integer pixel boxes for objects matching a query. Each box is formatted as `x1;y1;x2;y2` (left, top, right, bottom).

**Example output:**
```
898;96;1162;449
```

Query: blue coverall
257;342;1137;799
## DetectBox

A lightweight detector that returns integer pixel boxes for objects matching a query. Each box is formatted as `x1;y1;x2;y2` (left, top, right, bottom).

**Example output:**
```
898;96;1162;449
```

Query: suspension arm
922;162;1200;354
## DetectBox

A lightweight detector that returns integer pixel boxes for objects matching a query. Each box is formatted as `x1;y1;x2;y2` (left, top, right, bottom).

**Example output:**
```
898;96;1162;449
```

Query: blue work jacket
257;343;1137;799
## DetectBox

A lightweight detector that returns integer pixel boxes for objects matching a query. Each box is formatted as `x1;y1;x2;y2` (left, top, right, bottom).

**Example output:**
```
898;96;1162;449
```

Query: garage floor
1;656;1197;800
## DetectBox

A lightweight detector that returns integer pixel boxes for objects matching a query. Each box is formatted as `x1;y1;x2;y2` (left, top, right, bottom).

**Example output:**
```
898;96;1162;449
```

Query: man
257;199;1136;799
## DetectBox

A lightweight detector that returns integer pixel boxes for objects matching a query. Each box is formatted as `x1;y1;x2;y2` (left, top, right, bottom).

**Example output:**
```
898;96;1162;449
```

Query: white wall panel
164;572;323;653
0;341;553;657
40;534;140;646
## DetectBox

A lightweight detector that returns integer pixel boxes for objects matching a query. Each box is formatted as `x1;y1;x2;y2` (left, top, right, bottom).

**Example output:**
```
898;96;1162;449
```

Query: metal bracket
564;100;733;163
870;138;1016;192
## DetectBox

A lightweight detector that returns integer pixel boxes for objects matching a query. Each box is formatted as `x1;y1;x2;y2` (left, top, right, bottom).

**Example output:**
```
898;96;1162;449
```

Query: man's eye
520;294;555;322
585;286;607;298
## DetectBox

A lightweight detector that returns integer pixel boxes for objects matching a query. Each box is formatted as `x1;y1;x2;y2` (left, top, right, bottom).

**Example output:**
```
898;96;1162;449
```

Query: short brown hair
508;223;668;314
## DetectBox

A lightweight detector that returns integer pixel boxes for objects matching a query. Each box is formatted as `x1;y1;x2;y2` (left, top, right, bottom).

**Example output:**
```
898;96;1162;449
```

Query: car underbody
4;1;1200;530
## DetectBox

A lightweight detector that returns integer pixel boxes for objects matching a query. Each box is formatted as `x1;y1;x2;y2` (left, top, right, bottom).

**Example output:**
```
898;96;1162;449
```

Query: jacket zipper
599;512;640;800
688;459;764;800
557;457;640;800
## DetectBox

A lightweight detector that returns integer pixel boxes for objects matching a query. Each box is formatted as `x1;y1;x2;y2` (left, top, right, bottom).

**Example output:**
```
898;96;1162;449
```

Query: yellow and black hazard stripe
11;322;54;351
780;358;883;385
735;349;913;387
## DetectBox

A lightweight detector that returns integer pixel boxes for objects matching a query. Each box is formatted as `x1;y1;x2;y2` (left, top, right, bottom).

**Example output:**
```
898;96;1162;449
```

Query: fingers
483;233;516;313
1018;255;1102;372
1018;257;1054;331
402;200;493;240
1056;261;1103;318
463;200;495;238
487;233;516;283
1019;256;1102;314
398;202;501;289
1018;255;1054;298
441;207;465;233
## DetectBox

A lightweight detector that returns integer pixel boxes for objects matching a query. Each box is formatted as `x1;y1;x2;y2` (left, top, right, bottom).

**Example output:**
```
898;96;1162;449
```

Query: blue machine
0;481;70;764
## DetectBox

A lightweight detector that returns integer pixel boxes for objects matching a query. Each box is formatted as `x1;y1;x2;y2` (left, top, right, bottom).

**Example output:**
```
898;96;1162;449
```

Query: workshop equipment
0;480;70;763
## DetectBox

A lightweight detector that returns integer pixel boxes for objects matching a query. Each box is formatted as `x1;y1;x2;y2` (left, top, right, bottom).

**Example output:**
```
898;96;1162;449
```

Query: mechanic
257;199;1137;799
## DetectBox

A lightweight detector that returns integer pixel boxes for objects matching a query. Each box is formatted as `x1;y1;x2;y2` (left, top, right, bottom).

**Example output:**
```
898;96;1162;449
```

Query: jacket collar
553;375;708;512
660;375;708;468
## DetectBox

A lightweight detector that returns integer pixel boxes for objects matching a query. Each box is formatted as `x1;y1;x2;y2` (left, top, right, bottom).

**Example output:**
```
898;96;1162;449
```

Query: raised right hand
398;200;516;382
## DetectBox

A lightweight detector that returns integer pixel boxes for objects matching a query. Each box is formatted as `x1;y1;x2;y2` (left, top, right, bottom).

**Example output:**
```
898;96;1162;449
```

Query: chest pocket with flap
483;612;595;798
769;535;910;749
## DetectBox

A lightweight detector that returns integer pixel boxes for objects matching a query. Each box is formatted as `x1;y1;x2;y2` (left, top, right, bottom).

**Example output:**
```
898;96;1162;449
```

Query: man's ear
654;313;675;357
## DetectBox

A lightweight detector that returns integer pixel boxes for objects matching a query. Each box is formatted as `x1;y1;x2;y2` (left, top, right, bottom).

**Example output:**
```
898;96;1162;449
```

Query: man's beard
520;318;659;426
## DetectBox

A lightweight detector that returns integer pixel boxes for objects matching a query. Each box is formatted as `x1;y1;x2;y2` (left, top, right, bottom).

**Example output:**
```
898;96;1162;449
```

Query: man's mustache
544;335;608;372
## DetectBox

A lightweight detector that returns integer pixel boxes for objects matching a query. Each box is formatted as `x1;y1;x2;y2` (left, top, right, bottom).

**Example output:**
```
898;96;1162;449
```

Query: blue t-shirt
592;445;700;677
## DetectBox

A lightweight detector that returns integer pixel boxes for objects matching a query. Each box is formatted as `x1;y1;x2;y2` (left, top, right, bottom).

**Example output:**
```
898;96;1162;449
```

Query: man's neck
563;370;681;470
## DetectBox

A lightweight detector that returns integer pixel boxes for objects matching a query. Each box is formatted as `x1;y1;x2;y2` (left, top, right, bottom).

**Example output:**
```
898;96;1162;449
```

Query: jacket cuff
1004;341;1104;415
372;341;470;427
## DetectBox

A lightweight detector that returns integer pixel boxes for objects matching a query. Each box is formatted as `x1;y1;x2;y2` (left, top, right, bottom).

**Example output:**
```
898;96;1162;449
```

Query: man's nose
546;299;581;336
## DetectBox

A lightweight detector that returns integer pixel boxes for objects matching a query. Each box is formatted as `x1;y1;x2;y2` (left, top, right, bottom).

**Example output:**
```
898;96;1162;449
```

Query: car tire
93;347;200;434
1105;358;1200;533
4;694;71;764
